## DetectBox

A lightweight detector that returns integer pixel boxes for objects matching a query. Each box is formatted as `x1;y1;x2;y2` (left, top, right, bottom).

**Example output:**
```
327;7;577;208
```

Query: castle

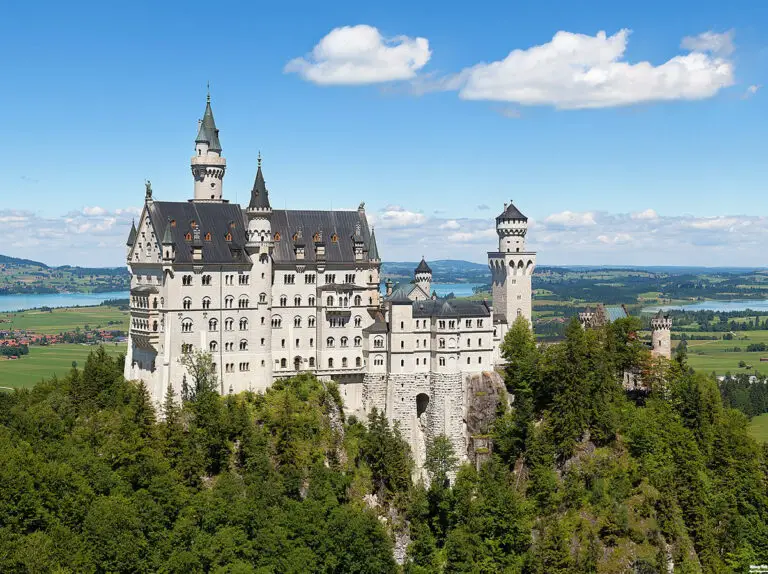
124;95;535;466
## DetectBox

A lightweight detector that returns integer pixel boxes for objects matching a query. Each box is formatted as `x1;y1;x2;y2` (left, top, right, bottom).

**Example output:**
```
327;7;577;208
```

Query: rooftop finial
206;81;210;103
258;151;262;168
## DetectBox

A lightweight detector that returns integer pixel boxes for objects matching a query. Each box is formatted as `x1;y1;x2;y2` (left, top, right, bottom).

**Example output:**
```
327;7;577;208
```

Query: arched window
467;356;471;364
328;358;334;368
225;296;234;309
308;316;316;327
271;315;282;328
280;295;287;307
181;319;193;333
294;316;301;328
209;318;218;331
439;357;445;366
183;297;192;310
185;232;192;241
340;336;348;347
225;318;234;330
210;341;217;352
280;358;287;368
239;318;248;330
293;295;301;306
224;232;232;242
354;336;362;347
205;232;211;241
260;253;269;263
374;336;384;349
274;232;281;241
354;315;362;328
308;295;316;306
355;357;361;368
327;337;335;348
439;338;445;349
240;340;248;351
517;308;522;317
342;357;348;368
202;297;211;309
152;320;158;332
354;295;361;306
374;355;384;366
327;296;334;307
331;233;338;243
238;297;249;308
259;292;267;303
152;298;158;309
309;357;315;367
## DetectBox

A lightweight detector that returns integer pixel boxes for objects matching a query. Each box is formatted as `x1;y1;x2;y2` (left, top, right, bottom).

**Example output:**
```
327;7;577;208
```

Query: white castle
125;96;536;465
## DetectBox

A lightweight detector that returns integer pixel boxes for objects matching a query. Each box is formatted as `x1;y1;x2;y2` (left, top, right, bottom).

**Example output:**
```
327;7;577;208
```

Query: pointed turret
162;218;174;245
415;257;432;274
414;257;432;296
195;93;222;152
161;218;176;261
368;227;380;261
126;220;137;247
248;153;271;210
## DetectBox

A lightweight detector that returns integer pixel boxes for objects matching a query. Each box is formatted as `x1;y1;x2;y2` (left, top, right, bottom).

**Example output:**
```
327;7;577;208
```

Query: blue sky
2;0;767;266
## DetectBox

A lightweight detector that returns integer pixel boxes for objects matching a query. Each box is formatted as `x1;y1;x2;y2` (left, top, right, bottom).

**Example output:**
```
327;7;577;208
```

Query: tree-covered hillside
1;320;767;572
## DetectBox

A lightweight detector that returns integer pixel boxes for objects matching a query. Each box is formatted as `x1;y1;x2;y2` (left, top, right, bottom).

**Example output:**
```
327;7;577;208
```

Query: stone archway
294;356;302;371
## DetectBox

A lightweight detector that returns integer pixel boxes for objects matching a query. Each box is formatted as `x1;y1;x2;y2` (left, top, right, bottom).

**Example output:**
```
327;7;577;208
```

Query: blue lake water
0;291;130;313
643;299;768;313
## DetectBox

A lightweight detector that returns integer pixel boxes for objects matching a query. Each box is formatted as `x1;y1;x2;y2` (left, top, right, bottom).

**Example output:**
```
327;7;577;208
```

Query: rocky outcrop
464;370;506;466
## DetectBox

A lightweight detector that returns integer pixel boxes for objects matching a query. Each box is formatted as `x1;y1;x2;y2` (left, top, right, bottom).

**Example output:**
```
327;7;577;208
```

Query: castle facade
125;96;535;465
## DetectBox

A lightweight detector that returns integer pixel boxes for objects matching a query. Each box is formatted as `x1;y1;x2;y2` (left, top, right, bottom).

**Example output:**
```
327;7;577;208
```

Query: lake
379;282;485;298
643;299;768;313
0;291;130;313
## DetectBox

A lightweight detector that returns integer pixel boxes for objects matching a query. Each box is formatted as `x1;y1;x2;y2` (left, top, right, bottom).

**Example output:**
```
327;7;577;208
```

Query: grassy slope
0;306;128;334
749;413;768;443
0;343;126;389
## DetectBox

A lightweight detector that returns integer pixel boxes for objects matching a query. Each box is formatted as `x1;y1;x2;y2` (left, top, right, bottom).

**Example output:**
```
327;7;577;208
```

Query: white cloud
439;220;461;230
374;205;427;228
544;211;597;227
82;206;107;216
453;29;734;109
285;25;431;85
686;216;742;230
681;30;734;56
743;84;760;99
631;208;658;220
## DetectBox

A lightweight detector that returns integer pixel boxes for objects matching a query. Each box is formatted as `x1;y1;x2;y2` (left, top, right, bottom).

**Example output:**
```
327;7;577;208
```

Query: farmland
0;305;128;334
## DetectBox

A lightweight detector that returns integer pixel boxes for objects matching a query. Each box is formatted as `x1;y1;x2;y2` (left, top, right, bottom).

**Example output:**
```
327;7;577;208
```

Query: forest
1;317;767;573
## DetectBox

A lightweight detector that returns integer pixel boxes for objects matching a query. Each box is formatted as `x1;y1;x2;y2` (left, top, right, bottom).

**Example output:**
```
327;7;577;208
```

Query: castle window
374;337;384;349
153;298;158;309
181;343;192;354
313;232;320;242
310;338;314;347
356;357;361;368
449;320;456;329
331;233;338;243
202;275;212;286
400;321;404;329
209;318;218;331
238;297;249;308
294;316;301;328
225;318;234;330
466;339;470;347
416;340;420;349
190;220;197;228
400;359;404;367
400;341;404;349
294;296;301;306
308;316;316;328
354;316;362;328
183;297;192;310
309;357;315;367
182;275;193;286
467;357;471;364
281;339;286;348
354;336;361;347
517;309;522;317
439;357;445;366
466;320;472;328
327;296;334;307
239;274;249;285
305;274;316;284
341;336;348;348
478;338;482;346
259;293;267;303
181;319;193;333
261;338;265;346
239;318;248;330
327;337;335;348
342;357;348;368
280;296;287;307
153;320;158;332
185;232;192;241
374;355;384;366
202;297;211;309
225;232;232;242
205;232;211;241
272;316;282;328
439;321;445;329
478;357;482;364
274;232;281;241
210;341;217;352
170;219;176;227
328;358;334;368
478;319;483;327
308;295;315;306
439;338;445;349
240;340;248;351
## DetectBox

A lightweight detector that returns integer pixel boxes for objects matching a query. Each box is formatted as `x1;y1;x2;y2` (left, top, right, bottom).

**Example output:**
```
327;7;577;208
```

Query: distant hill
383;260;490;283
0;254;129;295
0;254;48;268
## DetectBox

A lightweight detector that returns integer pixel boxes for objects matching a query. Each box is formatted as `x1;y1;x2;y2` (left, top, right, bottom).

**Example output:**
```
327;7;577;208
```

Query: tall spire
162;218;174;245
195;91;221;152
126;220;137;247
368;227;380;261
248;153;271;210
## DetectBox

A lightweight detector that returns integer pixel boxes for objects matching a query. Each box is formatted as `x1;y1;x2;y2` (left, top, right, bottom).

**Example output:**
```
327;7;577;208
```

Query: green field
681;330;768;375
0;305;128;334
0;343;126;389
748;413;768;443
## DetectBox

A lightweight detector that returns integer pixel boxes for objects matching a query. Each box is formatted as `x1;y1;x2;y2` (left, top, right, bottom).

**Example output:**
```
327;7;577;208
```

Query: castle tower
245;154;274;387
650;310;672;359
191;91;226;201
488;201;536;332
414;257;432;297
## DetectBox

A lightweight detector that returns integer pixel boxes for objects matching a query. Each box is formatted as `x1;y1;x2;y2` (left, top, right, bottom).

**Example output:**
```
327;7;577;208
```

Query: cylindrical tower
191;92;226;201
651;311;672;359
414;257;432;297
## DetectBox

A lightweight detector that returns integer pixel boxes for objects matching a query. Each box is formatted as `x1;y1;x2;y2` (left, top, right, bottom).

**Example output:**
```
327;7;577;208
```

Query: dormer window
170;219;176;227
274;232;281;241
331;233;338;243
190;220;197;228
205;232;211;241
313;233;320;242
185;232;192;241
293;233;298;241
224;232;232;242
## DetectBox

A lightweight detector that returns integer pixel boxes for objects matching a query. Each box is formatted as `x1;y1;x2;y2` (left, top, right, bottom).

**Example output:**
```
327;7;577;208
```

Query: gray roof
496;202;527;222
126;220;137;246
148;201;249;264
271;209;373;264
415;258;432;274
195;97;222;152
248;160;270;210
161;217;174;245
363;311;388;334
412;298;491;318
604;305;630;322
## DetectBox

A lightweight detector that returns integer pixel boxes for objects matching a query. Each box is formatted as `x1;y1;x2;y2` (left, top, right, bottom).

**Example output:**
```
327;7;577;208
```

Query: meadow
0;343;126;389
0;305;128;334
679;330;768;375
748;412;768;443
